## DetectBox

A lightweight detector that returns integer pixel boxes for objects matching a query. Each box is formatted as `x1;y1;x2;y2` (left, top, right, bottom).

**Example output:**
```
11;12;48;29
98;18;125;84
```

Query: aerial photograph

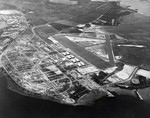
0;0;150;118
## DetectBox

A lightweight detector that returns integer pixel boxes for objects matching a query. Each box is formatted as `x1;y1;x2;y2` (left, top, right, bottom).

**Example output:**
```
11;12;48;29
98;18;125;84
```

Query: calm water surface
0;75;150;118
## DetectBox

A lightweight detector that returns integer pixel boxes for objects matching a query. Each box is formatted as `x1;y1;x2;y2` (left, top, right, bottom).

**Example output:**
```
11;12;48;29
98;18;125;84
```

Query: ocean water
91;0;150;16
0;1;150;118
0;75;150;118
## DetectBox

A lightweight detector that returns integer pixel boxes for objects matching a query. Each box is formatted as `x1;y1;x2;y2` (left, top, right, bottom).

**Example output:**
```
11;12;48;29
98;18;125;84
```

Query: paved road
32;21;150;103
105;34;115;66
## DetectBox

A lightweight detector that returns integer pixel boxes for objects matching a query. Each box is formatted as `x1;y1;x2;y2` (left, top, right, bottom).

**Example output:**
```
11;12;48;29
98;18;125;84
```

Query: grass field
102;13;150;41
50;23;72;31
34;25;58;36
34;25;58;44
112;42;150;70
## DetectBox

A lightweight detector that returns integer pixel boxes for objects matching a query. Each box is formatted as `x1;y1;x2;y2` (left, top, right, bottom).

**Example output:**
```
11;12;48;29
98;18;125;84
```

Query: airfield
0;1;150;106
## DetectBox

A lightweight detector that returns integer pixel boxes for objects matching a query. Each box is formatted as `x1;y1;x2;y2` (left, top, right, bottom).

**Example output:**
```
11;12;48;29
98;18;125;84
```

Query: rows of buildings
0;10;28;54
0;9;150;105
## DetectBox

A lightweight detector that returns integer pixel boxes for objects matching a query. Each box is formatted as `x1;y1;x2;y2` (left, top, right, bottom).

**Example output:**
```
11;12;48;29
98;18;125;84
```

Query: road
105;34;116;66
31;15;150;103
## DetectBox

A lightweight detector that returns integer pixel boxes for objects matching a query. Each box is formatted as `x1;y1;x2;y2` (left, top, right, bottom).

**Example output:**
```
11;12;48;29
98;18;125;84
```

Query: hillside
0;0;106;23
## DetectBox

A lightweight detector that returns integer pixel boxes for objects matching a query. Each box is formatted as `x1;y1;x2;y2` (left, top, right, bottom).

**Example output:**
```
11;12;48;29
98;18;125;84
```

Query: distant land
0;0;150;106
91;0;150;16
49;0;78;5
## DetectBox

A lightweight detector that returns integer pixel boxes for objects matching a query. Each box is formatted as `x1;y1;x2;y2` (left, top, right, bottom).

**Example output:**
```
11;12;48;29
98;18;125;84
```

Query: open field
34;25;58;38
113;43;150;69
102;13;150;41
31;18;48;26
